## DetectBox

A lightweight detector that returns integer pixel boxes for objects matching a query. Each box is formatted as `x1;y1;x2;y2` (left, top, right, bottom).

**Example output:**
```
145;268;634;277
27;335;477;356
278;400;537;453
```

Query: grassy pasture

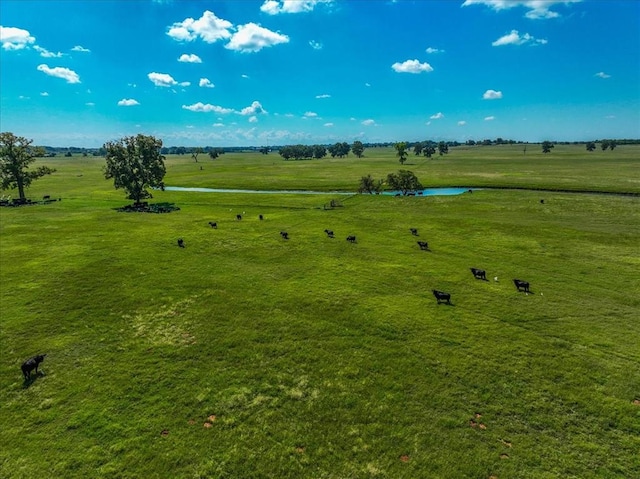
1;145;639;478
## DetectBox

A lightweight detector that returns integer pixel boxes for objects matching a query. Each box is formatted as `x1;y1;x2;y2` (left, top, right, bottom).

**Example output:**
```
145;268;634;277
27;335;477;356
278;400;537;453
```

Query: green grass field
1;144;639;478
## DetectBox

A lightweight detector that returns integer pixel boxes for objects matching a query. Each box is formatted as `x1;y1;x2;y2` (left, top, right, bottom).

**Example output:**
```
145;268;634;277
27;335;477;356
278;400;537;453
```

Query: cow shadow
22;371;44;389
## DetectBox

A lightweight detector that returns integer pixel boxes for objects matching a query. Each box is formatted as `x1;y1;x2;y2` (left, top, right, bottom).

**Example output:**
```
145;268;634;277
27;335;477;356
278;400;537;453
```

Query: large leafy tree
586;141;596;152
541;141;554;154
394;142;408;165
352;140;365;158
386;170;423;196
0;132;55;200
358;174;383;194
103;134;166;205
437;141;449;156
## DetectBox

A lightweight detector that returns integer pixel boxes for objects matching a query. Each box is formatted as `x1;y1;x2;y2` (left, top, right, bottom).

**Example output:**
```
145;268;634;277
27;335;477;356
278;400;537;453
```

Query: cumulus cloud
241;74;250;78
309;40;323;50
117;98;140;106
40;91;49;96
199;78;215;88
425;47;444;54
71;45;90;52
315;94;331;99
167;10;233;43
239;101;267;116
213;123;225;127
462;0;582;19
484;116;495;121
361;119;375;126
458;121;466;126
178;53;202;63
182;102;234;113
595;72;611;79
225;23;289;52
0;26;35;50
483;89;503;100
37;64;80;83
430;112;444;119
365;82;371;87
148;72;180;87
261;0;333;15
492;30;547;46
391;59;433;73
248;116;258;123
34;45;64;58
303;111;318;118
324;122;334;127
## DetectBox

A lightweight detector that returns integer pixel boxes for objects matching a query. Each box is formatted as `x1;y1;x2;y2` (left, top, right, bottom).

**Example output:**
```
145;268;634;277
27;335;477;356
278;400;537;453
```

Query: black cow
513;279;530;293
236;214;242;221
21;354;46;380
177;238;185;248
280;231;289;240
208;221;217;229
259;214;264;220
432;290;451;305
324;229;334;238
346;235;357;243
417;241;429;251
410;228;419;236
471;268;487;280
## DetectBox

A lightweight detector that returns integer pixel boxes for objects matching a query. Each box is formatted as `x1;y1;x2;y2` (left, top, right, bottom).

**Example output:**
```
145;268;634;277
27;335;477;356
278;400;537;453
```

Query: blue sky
1;0;638;147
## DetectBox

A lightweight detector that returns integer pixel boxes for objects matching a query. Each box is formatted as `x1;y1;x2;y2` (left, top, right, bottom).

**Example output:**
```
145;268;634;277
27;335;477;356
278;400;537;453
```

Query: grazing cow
540;199;545;204
432;290;451;305
21;354;46;380
410;228;419;236
236;214;242;221
259;214;264;220
346;235;357;243
513;279;530;293
417;241;429;251
470;268;487;280
324;229;334;238
177;238;185;248
208;221;217;229
280;231;289;240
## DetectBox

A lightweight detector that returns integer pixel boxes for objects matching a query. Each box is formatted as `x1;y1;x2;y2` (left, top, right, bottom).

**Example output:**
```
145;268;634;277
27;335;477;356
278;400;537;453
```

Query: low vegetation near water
1;145;639;478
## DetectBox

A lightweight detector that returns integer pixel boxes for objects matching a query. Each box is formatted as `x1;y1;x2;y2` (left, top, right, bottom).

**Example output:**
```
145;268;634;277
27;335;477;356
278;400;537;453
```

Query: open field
1;145;639;478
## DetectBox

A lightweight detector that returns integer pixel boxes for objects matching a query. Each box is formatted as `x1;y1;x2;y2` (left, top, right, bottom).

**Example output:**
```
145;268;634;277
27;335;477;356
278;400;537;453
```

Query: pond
162;186;474;196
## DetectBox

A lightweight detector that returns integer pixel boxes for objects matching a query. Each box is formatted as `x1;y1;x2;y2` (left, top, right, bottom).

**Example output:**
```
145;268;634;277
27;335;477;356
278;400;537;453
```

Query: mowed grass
1;145;639;478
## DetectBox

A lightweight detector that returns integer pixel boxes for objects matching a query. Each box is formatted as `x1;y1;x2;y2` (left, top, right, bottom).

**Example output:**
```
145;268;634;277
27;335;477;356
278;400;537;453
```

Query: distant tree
482;139;493;146
312;145;327;159
0;132;55;200
103;134;166;205
600;140;610;151
394;142;408;165
352;140;365;158
609;140;617;150
437;141;449;155
259;146;270;155
64;151;73;157
191;147;203;162
586;142;596;152
176;146;187;155
466;140;476;146
423;142;436;158
541;141;554;154
386;170;423;196
358;174;377;194
209;149;219;160
413;142;423;156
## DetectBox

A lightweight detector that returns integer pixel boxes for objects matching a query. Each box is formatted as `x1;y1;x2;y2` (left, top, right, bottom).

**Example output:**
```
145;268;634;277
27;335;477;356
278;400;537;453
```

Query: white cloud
430;112;444;119
458;121;466;126
365;82;371;87
462;0;582;20
213;123;225;127
225;23;289;52
167;10;233;43
37;64;80;83
248;116;258;123
86;102;95;106
361;119;375;126
117;98;140;106
199;78;215;88
148;72;179;87
492;30;547;46
261;0;333;15
391;59;433;73
309;40;323;50
71;45;90;52
483;89;503;100
303;112;318;118
0;26;35;50
595;72;611;79
18;95;30;100
425;47;444;54
241;74;250;78
484;116;495;121
605;115;615;119
182;102;234;113
40;91;49;96
315;94;331;99
239;100;267;116
179;81;191;87
33;45;64;58
178;53;202;63
324;122;334;127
